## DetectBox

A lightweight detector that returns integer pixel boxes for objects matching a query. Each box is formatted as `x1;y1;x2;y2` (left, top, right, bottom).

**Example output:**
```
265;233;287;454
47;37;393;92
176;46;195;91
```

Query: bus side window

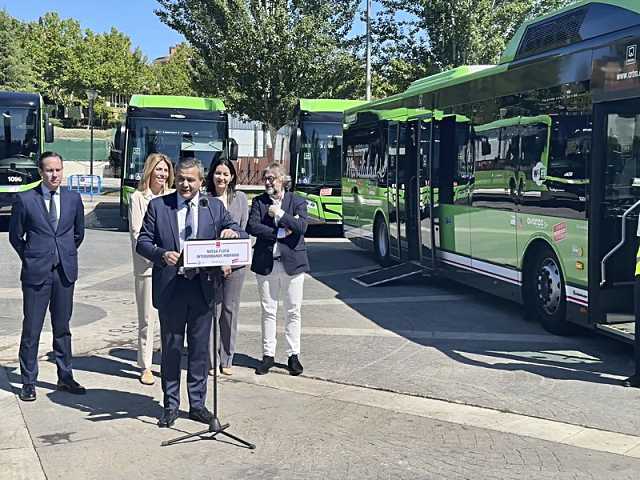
548;115;590;181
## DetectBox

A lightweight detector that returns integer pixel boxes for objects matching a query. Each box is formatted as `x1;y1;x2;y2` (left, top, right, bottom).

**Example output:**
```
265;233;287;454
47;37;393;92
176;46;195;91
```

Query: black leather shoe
189;406;214;425
56;379;86;395
288;354;303;376
622;374;640;388
158;408;179;428
255;355;274;375
19;384;36;402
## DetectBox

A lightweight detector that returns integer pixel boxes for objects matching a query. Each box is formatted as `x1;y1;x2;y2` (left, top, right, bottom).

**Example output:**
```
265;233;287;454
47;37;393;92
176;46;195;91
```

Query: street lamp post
85;89;98;179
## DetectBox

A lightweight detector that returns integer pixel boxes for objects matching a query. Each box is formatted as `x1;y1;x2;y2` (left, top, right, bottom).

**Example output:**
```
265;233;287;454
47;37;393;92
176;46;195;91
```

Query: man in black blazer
136;158;247;428
9;151;86;401
247;163;309;376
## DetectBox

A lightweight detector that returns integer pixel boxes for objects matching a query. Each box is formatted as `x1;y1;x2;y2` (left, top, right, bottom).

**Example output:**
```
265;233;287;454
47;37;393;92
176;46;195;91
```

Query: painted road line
236;324;576;345
231;369;640;459
238;294;472;309
76;264;133;290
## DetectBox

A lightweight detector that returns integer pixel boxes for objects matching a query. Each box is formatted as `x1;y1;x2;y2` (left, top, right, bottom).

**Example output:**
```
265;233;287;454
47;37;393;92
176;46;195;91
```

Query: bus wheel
374;217;391;267
529;247;573;335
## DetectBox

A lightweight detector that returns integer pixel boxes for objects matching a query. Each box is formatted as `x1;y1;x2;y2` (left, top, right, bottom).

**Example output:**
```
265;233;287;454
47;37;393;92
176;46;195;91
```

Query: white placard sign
183;239;251;268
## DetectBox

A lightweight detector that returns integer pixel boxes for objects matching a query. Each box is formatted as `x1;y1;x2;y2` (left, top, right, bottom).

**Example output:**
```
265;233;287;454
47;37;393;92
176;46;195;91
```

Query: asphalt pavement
1;194;640;479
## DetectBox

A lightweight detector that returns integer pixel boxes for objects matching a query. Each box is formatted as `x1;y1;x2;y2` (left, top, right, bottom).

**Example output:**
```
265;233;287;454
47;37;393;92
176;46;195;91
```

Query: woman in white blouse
129;153;175;385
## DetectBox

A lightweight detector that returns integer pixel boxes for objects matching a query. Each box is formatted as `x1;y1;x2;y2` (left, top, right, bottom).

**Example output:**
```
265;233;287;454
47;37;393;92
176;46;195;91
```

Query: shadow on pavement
3;358;162;424
84;201;122;231
305;241;636;386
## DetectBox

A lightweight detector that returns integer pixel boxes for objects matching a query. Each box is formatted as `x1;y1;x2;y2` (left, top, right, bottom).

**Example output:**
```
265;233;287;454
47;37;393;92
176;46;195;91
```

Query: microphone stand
162;263;255;449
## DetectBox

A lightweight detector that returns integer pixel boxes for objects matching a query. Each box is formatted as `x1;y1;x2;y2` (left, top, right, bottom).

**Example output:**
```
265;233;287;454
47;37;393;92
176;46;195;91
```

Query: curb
0;366;46;480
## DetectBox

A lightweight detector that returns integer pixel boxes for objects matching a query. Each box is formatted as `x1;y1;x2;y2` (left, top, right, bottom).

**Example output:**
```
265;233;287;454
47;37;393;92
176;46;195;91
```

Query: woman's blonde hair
137;153;175;192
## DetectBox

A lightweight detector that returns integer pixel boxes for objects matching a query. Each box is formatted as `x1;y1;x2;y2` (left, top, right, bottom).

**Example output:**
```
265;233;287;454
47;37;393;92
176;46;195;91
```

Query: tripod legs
161;304;255;449
161;417;255;448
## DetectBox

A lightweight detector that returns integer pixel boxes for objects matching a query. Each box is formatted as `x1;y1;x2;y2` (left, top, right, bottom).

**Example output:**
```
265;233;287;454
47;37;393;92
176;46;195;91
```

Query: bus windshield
0;107;39;161
125;117;226;181
297;121;342;186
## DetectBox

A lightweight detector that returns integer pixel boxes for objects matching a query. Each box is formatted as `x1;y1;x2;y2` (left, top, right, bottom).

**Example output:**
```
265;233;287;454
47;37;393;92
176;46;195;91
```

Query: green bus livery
276;98;366;230
342;0;640;342
0;92;54;213
112;94;236;228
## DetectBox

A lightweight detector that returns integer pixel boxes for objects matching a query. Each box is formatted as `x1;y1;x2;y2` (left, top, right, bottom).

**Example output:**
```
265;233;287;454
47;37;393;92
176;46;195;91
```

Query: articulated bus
275;99;365;231
0;92;53;214
342;0;640;342
112;95;237;228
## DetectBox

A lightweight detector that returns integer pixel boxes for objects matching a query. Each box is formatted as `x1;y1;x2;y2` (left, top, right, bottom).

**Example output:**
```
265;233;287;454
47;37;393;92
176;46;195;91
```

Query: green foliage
155;0;364;139
149;44;196;96
10;11;194;109
372;0;574;94
0;11;37;91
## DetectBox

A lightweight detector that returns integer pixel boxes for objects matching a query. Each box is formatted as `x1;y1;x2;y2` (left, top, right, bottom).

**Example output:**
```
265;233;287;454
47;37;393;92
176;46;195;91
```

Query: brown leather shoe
140;369;155;385
220;367;233;376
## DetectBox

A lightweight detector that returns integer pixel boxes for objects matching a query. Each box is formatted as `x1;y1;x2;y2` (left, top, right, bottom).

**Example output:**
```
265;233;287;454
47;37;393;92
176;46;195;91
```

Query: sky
0;0;185;61
1;1;384;61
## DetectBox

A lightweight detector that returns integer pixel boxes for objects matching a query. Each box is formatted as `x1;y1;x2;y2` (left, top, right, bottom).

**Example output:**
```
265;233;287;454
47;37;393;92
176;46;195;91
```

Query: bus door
386;120;420;261
591;99;640;325
470;122;519;270
414;118;440;265
386;121;403;259
434;117;473;264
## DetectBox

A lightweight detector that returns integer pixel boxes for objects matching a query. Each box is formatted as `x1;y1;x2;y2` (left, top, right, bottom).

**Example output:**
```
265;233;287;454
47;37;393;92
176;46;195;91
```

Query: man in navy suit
9;151;86;402
136;158;248;428
247;163;309;376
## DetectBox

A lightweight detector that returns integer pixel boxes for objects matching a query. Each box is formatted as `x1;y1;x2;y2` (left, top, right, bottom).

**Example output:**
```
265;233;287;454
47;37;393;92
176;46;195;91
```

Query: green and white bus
276;98;365;231
0;92;53;214
112;95;237;228
343;0;640;342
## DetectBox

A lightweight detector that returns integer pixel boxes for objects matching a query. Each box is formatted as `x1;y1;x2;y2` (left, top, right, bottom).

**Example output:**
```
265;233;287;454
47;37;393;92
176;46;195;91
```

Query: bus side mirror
481;138;491;156
111;123;124;161
295;128;302;154
44;114;54;143
228;138;238;161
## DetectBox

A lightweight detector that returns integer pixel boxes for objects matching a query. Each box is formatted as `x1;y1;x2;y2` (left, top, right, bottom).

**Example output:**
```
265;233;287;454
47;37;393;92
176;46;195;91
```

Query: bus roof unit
299;98;366;113
128;95;226;111
500;0;640;64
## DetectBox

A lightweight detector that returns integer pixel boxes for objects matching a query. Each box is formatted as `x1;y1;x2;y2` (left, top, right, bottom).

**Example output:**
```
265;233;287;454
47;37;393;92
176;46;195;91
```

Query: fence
67;175;102;195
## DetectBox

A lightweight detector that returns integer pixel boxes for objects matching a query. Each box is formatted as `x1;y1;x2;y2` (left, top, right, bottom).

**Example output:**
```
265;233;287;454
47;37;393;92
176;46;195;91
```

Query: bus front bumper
0;192;18;214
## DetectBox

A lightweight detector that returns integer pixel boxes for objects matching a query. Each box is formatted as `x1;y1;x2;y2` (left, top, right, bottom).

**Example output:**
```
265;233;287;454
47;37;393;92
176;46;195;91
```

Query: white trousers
256;261;304;357
134;275;159;370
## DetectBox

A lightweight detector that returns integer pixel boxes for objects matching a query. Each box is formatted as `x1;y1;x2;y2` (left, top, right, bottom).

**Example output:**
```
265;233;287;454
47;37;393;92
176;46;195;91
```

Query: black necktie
49;190;60;267
49;190;58;231
184;201;194;241
183;201;198;279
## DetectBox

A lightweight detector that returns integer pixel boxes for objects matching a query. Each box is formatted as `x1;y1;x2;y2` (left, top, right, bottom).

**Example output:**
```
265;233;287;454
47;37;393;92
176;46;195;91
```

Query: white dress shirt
177;192;199;252
41;184;61;223
271;195;286;259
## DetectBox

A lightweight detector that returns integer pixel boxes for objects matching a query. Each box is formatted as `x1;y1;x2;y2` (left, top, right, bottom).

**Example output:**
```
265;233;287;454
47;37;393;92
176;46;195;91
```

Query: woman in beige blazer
129;153;175;385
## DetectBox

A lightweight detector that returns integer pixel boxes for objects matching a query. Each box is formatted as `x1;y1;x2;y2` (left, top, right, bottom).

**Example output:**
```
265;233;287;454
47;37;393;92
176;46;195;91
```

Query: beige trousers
134;275;159;370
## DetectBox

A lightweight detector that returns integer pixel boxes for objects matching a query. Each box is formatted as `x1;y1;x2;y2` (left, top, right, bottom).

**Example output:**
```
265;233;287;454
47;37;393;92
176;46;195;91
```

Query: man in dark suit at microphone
136;158;247;428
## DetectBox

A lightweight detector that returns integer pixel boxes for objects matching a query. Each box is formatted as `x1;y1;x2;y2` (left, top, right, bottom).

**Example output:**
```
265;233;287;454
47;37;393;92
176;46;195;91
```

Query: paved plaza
1;197;640;479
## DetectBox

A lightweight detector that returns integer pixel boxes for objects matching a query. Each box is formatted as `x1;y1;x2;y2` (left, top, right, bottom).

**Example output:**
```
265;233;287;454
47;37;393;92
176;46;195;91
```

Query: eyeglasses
263;176;279;183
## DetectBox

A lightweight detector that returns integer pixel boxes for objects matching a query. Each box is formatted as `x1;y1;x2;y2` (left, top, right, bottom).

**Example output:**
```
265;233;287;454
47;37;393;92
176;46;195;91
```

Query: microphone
199;197;209;208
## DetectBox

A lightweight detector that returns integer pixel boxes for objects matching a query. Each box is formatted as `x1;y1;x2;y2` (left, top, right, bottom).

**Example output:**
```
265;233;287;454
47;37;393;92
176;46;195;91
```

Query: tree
156;0;364;146
77;27;151;97
372;0;573;94
150;43;196;96
0;12;37;91
22;12;85;106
